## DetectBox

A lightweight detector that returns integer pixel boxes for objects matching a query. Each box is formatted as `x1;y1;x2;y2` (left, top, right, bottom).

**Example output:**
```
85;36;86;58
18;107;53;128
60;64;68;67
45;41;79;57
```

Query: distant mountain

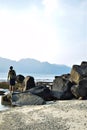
0;57;71;74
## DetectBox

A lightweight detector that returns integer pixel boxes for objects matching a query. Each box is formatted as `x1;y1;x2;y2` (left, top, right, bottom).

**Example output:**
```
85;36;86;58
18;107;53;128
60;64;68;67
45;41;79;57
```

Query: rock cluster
1;61;87;106
53;61;87;100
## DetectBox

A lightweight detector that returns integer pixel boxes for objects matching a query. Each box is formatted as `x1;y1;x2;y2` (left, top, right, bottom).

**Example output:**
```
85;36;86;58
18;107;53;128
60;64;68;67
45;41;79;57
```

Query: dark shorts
10;79;15;85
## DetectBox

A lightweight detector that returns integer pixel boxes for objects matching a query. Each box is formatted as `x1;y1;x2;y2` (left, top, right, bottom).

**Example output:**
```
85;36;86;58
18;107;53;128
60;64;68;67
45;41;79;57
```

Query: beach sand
0;100;87;130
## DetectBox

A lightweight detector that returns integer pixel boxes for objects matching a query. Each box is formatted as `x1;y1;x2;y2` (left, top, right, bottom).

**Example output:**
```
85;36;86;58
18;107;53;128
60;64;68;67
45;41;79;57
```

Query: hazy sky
0;0;86;67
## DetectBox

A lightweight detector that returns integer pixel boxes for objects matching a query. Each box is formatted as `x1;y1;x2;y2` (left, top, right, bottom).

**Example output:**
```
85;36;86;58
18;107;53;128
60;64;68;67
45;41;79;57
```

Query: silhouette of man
7;66;16;93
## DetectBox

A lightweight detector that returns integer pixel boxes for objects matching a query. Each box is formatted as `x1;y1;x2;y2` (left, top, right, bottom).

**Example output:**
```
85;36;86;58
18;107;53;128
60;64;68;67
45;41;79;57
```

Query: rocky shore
0;61;87;130
0;100;87;130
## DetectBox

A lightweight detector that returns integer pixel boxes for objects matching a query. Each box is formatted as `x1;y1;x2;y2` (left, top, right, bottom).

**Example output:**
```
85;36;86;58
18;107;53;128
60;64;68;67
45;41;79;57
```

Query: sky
0;0;86;67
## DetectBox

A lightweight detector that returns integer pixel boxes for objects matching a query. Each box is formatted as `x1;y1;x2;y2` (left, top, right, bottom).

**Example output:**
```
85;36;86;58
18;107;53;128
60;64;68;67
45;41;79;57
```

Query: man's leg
9;85;12;92
12;85;15;92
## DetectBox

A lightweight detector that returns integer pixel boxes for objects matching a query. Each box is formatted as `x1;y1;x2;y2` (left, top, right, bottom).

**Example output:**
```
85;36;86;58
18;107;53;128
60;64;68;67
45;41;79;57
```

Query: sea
0;72;56;82
0;72;57;111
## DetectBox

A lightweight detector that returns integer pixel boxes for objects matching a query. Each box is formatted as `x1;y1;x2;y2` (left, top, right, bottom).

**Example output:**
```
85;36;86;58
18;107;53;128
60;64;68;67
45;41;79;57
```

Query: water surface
0;96;10;111
0;73;55;82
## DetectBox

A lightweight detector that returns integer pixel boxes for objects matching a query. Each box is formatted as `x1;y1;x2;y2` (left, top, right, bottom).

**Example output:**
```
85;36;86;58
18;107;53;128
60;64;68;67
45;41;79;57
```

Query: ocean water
0;72;56;82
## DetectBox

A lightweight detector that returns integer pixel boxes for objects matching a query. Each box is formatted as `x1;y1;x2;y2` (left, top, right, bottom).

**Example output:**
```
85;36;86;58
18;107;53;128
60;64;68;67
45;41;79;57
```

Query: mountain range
0;57;71;75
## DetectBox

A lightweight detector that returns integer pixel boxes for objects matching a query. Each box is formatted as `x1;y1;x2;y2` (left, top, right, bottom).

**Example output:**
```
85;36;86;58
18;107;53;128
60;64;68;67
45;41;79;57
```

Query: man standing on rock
7;66;16;93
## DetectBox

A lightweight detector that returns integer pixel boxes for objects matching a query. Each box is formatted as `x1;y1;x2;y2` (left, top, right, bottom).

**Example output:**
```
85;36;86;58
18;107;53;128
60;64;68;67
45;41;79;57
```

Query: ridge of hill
0;57;71;74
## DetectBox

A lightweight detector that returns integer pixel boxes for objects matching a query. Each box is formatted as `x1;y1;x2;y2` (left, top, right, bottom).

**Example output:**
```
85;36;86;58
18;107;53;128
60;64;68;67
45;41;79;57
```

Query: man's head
10;66;13;70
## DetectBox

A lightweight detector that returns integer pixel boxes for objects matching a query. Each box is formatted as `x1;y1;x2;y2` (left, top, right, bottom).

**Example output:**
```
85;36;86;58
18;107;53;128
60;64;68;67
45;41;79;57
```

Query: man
7;66;16;93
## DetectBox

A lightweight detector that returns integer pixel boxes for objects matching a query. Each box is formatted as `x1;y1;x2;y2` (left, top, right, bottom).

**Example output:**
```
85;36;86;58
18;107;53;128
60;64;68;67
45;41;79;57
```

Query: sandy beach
0;100;87;130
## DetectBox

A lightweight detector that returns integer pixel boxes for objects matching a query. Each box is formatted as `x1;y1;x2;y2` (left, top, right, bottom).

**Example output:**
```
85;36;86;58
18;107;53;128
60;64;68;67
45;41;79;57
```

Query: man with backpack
7;66;16;93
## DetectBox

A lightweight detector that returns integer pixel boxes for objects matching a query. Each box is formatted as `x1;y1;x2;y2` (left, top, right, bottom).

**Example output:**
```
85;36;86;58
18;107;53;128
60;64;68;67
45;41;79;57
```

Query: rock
70;61;87;99
53;76;66;91
70;62;87;84
2;92;45;106
70;65;83;84
12;92;45;106
52;75;74;99
55;73;70;80
60;81;75;99
28;86;56;101
71;85;80;98
36;81;53;90
78;79;87;98
1;93;12;105
80;61;87;77
71;79;87;99
51;91;63;100
16;74;25;83
23;76;35;91
81;61;87;68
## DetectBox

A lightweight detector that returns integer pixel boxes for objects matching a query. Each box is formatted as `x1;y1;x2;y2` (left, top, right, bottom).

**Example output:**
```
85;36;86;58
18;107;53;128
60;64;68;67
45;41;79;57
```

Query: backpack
9;70;16;79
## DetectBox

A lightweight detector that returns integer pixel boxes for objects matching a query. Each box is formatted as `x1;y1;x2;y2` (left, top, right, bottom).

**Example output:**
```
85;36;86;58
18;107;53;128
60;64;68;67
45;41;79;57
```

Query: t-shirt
8;70;16;80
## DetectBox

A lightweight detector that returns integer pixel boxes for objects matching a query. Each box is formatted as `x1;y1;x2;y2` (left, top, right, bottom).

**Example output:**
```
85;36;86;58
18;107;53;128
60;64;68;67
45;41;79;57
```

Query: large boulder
2;92;45;106
52;75;74;100
71;85;80;98
71;79;87;99
23;76;35;91
80;61;87;76
78;79;87;98
16;74;25;83
53;76;68;91
60;80;75;99
70;61;87;84
12;92;45;106
28;86;56;101
70;65;83;84
53;74;71;91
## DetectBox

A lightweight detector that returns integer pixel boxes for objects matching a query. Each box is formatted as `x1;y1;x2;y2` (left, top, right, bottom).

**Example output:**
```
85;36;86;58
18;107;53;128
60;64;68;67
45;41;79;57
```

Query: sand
0;100;87;130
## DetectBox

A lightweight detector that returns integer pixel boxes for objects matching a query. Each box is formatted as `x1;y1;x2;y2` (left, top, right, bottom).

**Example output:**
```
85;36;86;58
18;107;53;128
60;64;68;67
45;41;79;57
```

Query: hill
0;57;71;74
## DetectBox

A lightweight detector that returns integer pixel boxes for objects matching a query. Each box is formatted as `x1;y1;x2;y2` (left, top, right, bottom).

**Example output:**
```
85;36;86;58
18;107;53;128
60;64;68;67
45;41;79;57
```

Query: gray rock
12;92;45;106
16;74;25;83
52;75;74;99
23;76;35;91
71;79;87;99
29;86;55;101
